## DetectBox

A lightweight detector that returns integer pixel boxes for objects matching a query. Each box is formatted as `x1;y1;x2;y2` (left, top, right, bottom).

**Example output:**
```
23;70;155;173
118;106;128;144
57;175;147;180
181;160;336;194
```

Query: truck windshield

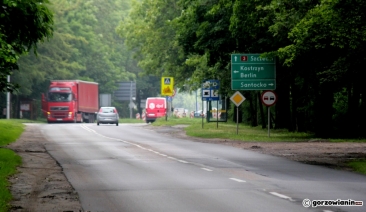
48;92;72;102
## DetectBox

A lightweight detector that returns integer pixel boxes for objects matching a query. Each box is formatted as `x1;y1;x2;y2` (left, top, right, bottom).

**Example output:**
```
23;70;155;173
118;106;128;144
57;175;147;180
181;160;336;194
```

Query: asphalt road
39;123;366;212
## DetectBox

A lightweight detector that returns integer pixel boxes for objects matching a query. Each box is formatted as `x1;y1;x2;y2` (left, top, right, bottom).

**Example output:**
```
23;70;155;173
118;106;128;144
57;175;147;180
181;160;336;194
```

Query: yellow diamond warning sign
161;77;174;96
230;91;246;106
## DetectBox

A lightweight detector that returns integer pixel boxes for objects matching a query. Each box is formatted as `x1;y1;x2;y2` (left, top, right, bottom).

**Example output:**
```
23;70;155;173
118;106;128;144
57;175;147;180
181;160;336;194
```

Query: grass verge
0;119;24;211
347;160;366;174
119;118;146;123
153;117;366;175
153;117;316;142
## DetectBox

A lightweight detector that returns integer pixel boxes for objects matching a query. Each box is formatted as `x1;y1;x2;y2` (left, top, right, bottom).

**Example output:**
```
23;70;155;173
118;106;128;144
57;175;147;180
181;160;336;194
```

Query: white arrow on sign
233;70;239;73
268;83;274;86
234;56;238;62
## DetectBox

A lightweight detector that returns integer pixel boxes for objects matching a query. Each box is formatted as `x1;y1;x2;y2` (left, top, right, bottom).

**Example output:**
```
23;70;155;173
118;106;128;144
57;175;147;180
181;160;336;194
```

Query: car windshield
48;92;72;102
100;108;116;113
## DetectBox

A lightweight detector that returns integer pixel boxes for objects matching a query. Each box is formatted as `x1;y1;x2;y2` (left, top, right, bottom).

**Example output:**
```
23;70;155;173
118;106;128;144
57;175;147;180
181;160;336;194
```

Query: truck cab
42;82;78;123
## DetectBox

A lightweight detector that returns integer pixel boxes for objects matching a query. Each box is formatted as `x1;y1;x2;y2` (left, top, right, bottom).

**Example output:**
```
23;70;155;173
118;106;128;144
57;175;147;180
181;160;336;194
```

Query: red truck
41;80;99;123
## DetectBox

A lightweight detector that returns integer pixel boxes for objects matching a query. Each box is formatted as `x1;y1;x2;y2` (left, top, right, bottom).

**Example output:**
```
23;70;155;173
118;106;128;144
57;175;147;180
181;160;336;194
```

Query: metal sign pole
202;100;203;128
216;100;218;128
236;106;239;134
268;106;270;137
166;96;168;121
6;75;10;119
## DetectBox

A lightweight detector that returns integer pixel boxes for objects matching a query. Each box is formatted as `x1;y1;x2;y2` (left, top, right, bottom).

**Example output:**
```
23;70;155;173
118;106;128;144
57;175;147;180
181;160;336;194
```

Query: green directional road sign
231;79;276;90
231;54;275;64
231;64;275;79
231;53;276;90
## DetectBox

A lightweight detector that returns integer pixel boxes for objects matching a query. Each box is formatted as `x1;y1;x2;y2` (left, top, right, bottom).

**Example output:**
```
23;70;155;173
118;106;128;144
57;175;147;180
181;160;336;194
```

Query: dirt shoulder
5;124;366;211
148;125;366;172
6;125;83;212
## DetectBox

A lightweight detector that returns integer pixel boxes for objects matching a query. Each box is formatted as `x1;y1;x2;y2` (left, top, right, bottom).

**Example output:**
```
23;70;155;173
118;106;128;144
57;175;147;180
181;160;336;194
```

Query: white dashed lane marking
81;125;251;182
269;192;294;201
229;178;246;183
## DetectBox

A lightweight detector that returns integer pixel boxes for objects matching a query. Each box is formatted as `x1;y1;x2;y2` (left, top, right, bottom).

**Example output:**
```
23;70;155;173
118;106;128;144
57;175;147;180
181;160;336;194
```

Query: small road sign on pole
261;90;278;137
161;77;174;96
230;91;246;134
230;91;246;107
261;90;277;107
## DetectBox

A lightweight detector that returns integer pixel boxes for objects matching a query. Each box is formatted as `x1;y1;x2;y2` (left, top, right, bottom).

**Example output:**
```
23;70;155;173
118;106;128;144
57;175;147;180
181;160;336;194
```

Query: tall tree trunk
348;80;362;137
359;84;366;137
314;84;334;137
274;66;292;130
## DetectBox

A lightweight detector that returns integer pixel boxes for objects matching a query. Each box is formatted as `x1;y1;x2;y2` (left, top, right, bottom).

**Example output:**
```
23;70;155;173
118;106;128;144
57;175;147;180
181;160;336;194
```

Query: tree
0;0;53;92
117;0;194;89
271;0;366;136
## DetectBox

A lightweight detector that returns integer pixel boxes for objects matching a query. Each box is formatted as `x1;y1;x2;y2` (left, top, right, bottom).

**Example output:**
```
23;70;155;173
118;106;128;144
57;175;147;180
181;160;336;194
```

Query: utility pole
6;75;10;119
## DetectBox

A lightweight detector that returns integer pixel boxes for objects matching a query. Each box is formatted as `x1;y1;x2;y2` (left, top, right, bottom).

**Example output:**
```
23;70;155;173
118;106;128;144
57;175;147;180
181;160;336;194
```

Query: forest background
1;0;365;138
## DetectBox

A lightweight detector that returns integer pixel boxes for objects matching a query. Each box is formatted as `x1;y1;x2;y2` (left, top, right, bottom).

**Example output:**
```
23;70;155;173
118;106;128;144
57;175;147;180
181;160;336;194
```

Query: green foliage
13;0;136;100
3;0;366;138
0;120;25;146
0;148;22;212
8;0;146;121
0;120;23;211
347;160;366;175
119;118;145;123
0;0;53;92
116;0;192;88
153;117;318;142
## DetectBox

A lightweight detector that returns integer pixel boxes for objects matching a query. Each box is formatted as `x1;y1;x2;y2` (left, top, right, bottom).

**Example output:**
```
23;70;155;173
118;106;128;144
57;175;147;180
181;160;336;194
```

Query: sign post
261;90;277;137
230;91;246;134
202;79;221;125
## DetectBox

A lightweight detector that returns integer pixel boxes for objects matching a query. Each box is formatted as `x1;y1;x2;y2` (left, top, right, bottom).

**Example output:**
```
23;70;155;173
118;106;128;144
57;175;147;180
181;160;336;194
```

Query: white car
96;107;119;126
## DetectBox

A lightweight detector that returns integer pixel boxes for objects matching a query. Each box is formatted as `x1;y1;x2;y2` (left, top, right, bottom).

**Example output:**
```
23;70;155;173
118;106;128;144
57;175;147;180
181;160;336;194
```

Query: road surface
39;123;366;212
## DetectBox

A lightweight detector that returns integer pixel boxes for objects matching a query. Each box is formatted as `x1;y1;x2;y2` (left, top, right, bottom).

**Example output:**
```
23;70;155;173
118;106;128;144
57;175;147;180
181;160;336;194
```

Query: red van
145;97;167;123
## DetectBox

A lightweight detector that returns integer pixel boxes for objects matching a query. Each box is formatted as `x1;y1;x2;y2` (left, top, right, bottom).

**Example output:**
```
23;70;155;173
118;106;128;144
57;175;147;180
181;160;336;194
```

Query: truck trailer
41;80;99;123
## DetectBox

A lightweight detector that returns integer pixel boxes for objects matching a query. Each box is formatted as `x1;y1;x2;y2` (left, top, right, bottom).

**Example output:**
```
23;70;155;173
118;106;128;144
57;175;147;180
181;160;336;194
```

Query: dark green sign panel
231;64;275;79
231;54;275;64
231;79;276;90
231;53;276;90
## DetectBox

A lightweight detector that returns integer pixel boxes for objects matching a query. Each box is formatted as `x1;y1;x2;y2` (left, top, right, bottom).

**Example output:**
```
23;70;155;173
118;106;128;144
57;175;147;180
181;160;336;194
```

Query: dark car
194;110;206;118
96;107;119;126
